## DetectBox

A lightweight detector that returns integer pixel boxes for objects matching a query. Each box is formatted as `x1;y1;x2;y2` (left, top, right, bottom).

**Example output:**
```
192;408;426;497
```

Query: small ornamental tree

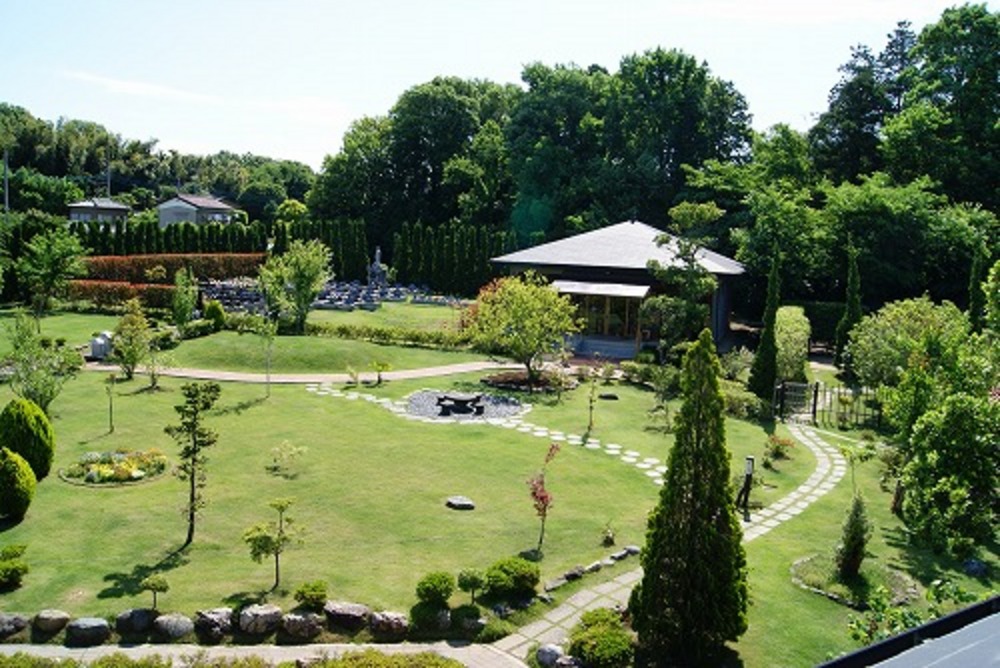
416;571;456;606
0;397;56;480
258;239;332;334
4;310;82;414
527;442;560;554
457;568;485;604
15;227;88;323
112;298;151;381
243;497;301;591
748;254;781;400
0;448;36;520
238;314;278;398
470;272;580;384
166;382;221;549
835;239;863;369
139;574;169;610
836;494;872;579
630;329;748;664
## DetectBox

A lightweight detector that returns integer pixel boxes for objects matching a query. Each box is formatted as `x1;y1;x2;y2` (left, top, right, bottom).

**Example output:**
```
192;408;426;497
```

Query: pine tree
748;254;781;400
630;329;748;665
835;494;872;579
835;240;863;367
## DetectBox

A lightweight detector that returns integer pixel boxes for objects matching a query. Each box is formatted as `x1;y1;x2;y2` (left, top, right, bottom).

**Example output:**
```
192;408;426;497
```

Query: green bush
409;600;450;633
719;379;766;419
306;322;472;350
0;544;29;590
450;603;482;630
416;571;456;605
0;448;37;520
457;568;485;603
180;318;217;340
476;616;517;642
204;300;226;332
293;580;329;611
484;556;540;600
567;615;634;667
0;398;56;480
787;300;844;344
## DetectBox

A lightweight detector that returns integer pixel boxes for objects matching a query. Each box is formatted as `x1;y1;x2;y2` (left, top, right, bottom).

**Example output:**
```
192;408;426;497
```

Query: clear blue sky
0;0;983;170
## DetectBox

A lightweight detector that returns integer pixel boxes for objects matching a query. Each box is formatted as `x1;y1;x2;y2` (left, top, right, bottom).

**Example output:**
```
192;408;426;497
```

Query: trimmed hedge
567;608;634;668
307;322;472;349
416;571;456;606
85;253;265;284
787;300;845;344
0;398;55;480
0;448;36;520
483;556;540;600
69;280;176;309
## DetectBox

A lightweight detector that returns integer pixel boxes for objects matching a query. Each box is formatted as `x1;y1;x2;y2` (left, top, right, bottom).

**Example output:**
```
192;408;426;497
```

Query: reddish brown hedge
84;254;265;284
69;280;176;309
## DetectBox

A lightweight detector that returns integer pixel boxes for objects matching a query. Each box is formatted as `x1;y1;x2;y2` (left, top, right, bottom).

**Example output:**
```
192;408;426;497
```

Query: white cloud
63;71;221;104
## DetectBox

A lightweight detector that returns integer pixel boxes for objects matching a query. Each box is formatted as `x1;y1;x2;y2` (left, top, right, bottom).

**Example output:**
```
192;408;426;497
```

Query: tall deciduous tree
14;227;87;323
165;382;221;549
630;329;747;664
748;254;781;400
4;310;81;414
469;272;580;384
258;239;332;335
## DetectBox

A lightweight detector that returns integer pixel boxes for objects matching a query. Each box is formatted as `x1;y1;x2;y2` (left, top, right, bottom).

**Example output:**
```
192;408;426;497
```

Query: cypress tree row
630;328;748;665
748;253;781;401
835;240;863;368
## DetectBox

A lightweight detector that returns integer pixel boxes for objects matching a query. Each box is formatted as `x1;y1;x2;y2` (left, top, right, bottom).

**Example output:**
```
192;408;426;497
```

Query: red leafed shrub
85;253;265;283
69;280;176;309
69;280;137;307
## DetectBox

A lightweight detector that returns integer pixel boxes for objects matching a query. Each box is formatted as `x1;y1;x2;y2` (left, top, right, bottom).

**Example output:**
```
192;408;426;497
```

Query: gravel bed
406;390;523;421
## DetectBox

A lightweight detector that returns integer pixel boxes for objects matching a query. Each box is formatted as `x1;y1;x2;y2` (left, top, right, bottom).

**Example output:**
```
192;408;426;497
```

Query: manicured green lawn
169;331;488;374
0;310;120;358
0;309;994;665
307;301;463;332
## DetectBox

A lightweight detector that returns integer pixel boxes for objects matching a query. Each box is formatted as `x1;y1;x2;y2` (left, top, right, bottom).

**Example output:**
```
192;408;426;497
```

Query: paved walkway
85;360;522;384
13;360;846;667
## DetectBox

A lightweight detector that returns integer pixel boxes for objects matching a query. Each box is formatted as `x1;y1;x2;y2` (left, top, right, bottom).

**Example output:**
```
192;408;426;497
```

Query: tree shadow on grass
212;396;267;417
97;548;189;600
0;515;24;534
883;525;997;588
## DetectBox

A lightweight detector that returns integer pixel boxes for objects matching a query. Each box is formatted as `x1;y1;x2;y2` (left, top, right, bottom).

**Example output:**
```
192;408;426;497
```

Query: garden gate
773;381;883;430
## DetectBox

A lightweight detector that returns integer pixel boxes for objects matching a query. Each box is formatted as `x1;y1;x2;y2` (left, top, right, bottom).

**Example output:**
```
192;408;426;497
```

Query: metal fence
773;381;884;430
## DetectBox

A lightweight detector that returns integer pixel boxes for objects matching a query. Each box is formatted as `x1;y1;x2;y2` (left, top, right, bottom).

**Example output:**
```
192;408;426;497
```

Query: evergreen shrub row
84;254;266;284
306;322;472;349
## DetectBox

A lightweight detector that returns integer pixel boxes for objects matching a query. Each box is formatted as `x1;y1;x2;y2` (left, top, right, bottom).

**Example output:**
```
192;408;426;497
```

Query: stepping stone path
304;386;848;665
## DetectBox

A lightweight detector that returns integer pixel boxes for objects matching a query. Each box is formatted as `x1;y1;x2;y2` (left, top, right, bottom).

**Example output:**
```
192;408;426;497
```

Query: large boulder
536;644;565;667
34;609;71;633
116;608;156;635
194;607;232;643
323;601;371;631
369;610;409;638
65;617;111;647
238;603;282;635
282;612;324;640
153;613;194;641
0;613;29;639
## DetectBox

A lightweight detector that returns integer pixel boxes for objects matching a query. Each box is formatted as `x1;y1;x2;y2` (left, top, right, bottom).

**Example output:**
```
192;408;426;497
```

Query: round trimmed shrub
484;556;540;600
293;580;328;611
416;571;456;606
567;608;634;668
0;448;37;520
0;398;55;480
204;300;226;332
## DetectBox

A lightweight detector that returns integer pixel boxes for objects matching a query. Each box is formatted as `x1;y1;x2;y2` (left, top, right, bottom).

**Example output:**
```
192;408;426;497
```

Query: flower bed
61;448;168;485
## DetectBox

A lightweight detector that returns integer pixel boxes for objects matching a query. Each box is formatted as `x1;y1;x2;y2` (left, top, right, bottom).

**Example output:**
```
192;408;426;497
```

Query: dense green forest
0;3;996;306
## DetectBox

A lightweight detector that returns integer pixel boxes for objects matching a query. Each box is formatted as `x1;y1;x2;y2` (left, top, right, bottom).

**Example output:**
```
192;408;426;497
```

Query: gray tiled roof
493;220;744;276
161;194;234;211
68;197;130;210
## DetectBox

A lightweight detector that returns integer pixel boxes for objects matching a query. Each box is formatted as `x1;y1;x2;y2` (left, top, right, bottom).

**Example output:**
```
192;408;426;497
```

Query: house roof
492;220;744;276
159;194;234;211
68;197;130;211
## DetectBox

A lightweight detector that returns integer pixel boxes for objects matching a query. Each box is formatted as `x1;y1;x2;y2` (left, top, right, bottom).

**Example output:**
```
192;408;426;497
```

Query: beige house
156;194;239;227
68;197;131;223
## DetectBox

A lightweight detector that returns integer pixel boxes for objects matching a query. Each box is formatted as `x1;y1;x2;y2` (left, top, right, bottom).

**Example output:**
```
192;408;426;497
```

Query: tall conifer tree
630;329;748;665
748;254;781;400
835;240;863;367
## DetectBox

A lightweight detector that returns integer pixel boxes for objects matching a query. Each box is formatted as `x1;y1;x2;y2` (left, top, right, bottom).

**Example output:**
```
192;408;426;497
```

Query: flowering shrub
63;448;168;484
765;434;795;460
